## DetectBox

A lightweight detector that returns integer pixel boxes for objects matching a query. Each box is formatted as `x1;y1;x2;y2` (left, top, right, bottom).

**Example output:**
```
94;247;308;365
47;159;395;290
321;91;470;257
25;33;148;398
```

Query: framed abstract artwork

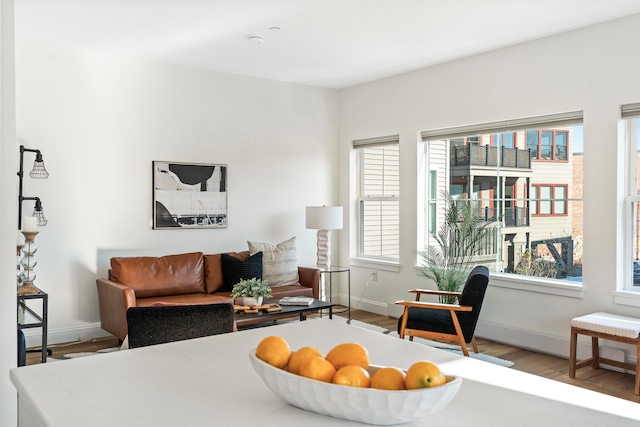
152;161;228;229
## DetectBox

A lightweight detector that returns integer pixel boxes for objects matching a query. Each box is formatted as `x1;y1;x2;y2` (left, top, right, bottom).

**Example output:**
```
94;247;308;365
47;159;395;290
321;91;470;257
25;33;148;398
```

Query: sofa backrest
204;251;250;293
110;252;205;298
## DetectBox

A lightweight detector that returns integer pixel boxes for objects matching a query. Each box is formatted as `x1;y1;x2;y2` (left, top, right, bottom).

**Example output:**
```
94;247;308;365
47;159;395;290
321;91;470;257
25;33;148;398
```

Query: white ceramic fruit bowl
249;350;462;425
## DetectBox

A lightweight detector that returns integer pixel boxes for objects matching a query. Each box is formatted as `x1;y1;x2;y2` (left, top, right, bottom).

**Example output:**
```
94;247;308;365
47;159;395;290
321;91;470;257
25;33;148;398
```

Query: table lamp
306;206;343;271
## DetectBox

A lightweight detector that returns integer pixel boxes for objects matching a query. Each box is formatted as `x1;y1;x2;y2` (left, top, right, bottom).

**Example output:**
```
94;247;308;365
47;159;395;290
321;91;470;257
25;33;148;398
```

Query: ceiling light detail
248;35;264;44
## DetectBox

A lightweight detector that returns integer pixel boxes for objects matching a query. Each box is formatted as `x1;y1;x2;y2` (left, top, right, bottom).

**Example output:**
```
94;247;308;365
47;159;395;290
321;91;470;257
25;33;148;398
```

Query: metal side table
17;287;48;365
320;266;351;320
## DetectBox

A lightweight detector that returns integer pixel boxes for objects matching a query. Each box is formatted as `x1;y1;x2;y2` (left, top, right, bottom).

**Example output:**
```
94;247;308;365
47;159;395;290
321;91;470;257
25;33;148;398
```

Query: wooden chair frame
396;288;477;356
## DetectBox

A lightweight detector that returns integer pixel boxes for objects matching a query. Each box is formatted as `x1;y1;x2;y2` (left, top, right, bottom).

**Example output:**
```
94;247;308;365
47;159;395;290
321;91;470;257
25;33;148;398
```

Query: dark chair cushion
126;303;235;349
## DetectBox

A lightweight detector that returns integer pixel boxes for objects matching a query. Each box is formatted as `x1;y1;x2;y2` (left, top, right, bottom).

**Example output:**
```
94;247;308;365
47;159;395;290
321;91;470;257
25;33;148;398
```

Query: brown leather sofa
96;251;320;340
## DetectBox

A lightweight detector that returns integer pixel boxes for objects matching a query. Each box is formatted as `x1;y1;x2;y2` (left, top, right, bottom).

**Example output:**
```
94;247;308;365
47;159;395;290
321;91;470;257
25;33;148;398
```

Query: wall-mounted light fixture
18;145;49;229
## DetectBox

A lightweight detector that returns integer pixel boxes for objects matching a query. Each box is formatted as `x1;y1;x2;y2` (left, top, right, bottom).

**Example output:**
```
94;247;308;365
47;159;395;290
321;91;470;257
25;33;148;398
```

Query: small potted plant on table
231;278;272;307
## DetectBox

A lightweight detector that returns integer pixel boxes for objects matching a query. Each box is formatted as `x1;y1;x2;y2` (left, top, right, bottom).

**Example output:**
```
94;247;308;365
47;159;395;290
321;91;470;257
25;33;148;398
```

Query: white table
10;318;640;426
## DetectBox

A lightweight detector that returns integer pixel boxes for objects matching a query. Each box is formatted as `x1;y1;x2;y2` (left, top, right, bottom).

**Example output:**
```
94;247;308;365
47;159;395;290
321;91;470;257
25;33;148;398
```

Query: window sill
349;257;400;273
489;273;584;298
613;290;640;307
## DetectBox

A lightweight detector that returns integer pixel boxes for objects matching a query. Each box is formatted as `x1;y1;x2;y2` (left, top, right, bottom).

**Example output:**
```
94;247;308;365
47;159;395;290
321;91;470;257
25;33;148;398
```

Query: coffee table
234;298;335;328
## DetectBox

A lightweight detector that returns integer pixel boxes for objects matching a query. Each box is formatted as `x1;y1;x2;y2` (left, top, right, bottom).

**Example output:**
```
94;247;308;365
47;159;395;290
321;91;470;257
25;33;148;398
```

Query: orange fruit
256;336;291;369
325;343;369;370
405;361;446;389
370;366;407;390
299;355;337;383
332;365;371;388
288;346;323;375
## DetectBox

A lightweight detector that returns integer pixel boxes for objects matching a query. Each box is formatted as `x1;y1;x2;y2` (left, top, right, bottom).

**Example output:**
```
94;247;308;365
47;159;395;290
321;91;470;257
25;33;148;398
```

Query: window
527;130;568;161
450;136;480;147
622;103;640;290
492;132;515;148
420;111;583;283
354;136;400;260
530;184;568;216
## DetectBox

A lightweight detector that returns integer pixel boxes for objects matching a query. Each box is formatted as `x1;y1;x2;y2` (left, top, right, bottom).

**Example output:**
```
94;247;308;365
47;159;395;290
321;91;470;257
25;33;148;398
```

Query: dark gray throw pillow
220;252;263;291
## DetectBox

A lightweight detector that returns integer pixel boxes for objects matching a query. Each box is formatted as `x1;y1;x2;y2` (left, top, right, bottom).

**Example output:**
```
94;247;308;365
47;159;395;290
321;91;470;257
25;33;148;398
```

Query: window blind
357;137;400;260
621;103;640;119
353;134;400;149
421;111;583;141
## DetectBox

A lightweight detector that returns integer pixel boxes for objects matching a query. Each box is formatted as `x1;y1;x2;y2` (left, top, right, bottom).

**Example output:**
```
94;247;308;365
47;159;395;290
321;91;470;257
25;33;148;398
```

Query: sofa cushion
247;237;299;287
111;252;205;298
221;252;263;291
204;251;250;293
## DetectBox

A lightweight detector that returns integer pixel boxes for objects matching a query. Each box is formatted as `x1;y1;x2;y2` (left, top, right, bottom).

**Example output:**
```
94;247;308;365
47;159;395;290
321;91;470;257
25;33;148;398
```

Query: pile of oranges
255;335;446;390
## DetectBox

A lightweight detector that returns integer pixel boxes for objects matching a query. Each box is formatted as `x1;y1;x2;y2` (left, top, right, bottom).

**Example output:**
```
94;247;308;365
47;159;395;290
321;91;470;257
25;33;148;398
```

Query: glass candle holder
18;231;39;295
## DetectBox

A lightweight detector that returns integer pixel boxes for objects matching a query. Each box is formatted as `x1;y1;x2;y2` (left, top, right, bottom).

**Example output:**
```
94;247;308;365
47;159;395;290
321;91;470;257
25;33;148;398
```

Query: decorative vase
241;296;263;307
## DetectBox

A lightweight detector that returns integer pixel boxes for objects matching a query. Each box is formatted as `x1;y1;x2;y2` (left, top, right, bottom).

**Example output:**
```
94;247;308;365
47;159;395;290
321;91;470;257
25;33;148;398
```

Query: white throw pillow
248;237;299;287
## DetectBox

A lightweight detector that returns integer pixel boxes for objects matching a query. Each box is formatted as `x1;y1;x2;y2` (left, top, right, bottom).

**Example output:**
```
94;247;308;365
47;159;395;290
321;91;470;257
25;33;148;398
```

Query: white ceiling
13;0;640;89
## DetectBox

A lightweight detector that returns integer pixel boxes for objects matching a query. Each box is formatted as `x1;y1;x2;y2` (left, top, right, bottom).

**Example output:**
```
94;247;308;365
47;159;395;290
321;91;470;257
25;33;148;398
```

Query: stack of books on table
279;296;314;306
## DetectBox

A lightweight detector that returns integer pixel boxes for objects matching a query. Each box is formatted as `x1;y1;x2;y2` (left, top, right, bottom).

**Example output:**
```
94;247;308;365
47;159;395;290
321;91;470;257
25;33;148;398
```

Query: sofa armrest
96;278;137;341
298;266;321;299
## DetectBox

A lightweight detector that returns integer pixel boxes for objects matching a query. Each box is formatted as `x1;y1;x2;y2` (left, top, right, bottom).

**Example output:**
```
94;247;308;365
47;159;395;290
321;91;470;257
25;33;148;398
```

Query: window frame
622;104;640;295
419;111;584;296
354;136;400;262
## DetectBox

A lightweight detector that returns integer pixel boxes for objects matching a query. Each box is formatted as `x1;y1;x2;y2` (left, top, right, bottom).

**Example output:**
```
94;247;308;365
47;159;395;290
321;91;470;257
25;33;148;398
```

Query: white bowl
249;350;462;425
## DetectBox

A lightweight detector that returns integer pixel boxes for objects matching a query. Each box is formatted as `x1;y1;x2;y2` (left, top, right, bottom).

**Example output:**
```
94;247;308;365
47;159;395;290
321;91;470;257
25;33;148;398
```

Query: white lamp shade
306;206;343;230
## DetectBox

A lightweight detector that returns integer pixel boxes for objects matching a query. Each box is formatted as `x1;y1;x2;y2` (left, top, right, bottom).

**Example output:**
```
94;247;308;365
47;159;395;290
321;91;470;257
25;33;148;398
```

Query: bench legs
569;328;577;378
569;326;640;395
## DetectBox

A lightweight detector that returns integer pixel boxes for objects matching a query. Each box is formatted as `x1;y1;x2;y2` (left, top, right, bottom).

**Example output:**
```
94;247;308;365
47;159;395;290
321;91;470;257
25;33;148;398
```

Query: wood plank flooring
26;307;640;404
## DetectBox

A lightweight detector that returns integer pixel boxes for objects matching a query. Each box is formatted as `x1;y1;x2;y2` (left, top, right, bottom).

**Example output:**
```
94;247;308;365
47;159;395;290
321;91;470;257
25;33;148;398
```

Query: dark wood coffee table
234;298;335;328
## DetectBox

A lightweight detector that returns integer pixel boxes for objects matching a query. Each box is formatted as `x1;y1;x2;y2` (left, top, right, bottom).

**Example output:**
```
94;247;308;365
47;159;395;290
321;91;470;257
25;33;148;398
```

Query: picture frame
152;161;228;229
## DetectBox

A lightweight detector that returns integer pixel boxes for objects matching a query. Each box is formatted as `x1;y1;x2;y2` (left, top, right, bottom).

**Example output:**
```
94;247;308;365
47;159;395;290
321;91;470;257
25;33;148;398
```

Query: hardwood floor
27;307;640;404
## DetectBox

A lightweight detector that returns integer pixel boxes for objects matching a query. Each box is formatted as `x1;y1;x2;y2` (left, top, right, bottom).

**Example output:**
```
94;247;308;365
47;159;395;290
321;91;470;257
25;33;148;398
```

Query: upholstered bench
569;312;640;395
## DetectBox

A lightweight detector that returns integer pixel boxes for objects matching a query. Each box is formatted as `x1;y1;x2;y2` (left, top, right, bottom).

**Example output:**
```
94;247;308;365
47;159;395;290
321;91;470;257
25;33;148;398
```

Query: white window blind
355;135;400;260
420;111;583;141
622;103;640;119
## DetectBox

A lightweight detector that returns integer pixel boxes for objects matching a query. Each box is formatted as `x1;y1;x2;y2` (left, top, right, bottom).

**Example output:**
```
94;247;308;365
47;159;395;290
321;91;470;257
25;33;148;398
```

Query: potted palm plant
231;278;272;306
418;193;495;303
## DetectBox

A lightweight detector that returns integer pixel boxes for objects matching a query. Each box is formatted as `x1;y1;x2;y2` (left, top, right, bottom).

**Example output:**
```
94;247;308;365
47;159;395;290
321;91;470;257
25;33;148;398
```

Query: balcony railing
451;145;531;169
483;206;530;227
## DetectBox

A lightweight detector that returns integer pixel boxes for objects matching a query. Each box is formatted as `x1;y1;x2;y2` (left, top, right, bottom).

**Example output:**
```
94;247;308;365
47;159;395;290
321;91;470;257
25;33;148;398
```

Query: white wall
338;14;640;358
0;1;18;425
9;41;338;347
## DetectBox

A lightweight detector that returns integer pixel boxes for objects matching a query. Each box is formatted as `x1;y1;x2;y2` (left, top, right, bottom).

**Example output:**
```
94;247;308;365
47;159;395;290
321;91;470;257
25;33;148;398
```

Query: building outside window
354;135;400;261
421;112;583;282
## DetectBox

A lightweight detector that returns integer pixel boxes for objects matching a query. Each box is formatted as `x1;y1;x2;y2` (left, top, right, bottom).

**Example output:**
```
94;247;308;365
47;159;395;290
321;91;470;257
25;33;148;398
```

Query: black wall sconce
18;145;49;229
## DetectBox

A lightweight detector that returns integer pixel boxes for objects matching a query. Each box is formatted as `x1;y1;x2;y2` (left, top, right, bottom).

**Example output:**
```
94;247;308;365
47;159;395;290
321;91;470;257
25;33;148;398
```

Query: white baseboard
22;322;112;348
475;320;634;373
337;293;388;317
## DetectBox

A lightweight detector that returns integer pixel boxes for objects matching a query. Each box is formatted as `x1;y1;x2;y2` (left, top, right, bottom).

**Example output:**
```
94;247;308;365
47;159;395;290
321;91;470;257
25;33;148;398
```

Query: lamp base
316;229;331;271
18;284;37;295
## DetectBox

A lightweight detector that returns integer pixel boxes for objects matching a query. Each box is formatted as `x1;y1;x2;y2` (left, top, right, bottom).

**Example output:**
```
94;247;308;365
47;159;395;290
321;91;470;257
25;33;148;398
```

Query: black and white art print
153;161;228;229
